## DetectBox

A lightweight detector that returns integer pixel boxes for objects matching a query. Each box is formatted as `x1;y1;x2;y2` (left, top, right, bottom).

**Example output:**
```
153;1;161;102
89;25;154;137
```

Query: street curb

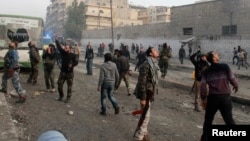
0;93;19;141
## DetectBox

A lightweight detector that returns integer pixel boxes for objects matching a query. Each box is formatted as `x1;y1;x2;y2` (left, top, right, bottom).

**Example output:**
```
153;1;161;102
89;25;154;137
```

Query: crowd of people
0;39;244;141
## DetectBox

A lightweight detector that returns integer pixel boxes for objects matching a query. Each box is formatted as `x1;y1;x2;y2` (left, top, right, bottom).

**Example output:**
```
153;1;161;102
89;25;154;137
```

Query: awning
180;36;196;43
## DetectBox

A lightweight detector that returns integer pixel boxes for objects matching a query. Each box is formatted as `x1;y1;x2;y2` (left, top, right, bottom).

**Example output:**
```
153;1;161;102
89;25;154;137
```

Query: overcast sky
0;0;196;20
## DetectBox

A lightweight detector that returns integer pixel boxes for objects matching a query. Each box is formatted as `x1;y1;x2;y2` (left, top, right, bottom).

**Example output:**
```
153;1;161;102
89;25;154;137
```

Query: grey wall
170;0;250;39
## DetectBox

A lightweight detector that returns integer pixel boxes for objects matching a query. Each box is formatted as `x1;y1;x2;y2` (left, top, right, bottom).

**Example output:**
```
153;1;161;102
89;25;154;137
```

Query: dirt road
5;60;250;141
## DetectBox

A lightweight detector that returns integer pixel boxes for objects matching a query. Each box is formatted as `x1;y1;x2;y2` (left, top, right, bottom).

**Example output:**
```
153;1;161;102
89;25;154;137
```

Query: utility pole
110;0;114;47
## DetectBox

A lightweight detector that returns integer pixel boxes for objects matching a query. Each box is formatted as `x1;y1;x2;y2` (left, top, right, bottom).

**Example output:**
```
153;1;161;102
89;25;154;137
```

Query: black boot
0;88;7;94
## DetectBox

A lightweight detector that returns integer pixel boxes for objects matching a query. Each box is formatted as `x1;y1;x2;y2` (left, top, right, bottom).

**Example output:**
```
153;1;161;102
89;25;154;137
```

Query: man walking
55;38;78;103
0;42;26;103
133;47;159;141
199;51;238;141
85;42;94;75
115;50;132;96
97;53;120;116
27;41;40;85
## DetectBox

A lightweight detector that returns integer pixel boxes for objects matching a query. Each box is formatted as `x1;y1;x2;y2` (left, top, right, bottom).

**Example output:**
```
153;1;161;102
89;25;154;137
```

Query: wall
170;0;250;39
81;0;250;62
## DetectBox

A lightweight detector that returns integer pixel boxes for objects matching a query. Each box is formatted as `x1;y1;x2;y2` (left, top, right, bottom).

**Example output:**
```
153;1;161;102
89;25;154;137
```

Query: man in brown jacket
27;41;40;85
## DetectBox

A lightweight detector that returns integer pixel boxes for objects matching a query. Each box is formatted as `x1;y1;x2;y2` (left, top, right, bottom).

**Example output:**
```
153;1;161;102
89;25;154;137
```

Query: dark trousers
179;55;184;64
27;63;39;83
43;64;55;89
100;82;118;112
86;59;93;75
159;59;169;78
201;94;235;141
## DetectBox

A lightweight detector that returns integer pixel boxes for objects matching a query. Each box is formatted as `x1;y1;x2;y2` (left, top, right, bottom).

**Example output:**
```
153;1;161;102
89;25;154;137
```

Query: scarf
146;57;159;94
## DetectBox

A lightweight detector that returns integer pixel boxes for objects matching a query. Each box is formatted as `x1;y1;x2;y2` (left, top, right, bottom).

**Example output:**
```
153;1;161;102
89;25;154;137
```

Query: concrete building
45;0;142;36
84;2;111;30
170;0;250;39
45;0;87;36
138;6;171;24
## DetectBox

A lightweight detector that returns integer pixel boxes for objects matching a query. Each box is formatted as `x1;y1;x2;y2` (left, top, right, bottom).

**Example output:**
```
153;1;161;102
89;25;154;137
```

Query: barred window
222;25;237;35
183;28;193;35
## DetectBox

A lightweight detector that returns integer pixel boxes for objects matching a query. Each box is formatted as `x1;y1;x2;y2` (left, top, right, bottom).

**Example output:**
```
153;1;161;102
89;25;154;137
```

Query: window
0;25;6;38
183;28;193;35
222;25;237;35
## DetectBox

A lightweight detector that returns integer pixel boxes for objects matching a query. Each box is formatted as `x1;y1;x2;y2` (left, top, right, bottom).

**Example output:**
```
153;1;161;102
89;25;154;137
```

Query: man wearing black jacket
190;50;209;112
85;42;94;75
55;39;78;103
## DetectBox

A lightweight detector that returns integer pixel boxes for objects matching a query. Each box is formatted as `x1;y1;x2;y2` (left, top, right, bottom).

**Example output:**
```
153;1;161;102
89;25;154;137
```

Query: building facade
138;6;171;24
170;0;250;39
45;0;85;36
45;0;143;36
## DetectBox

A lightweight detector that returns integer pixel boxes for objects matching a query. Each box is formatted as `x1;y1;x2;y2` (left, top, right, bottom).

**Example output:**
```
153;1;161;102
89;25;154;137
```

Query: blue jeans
100;82;118;113
1;70;23;95
86;59;93;74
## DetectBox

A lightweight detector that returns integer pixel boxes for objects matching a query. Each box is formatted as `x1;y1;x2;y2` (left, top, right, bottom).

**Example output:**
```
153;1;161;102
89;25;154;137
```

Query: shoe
16;97;26;103
115;106;120;115
100;111;107;116
128;93;131;96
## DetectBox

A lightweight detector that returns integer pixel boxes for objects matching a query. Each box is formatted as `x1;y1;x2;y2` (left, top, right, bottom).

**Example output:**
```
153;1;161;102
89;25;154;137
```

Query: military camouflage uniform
158;46;171;78
55;40;78;102
134;57;159;141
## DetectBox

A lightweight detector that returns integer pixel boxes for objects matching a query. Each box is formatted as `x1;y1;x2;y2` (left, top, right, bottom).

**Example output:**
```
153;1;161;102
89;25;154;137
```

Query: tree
64;0;85;41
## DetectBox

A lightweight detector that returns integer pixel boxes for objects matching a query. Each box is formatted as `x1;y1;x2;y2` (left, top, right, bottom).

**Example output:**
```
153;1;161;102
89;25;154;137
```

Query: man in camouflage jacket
158;43;172;78
134;47;159;141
